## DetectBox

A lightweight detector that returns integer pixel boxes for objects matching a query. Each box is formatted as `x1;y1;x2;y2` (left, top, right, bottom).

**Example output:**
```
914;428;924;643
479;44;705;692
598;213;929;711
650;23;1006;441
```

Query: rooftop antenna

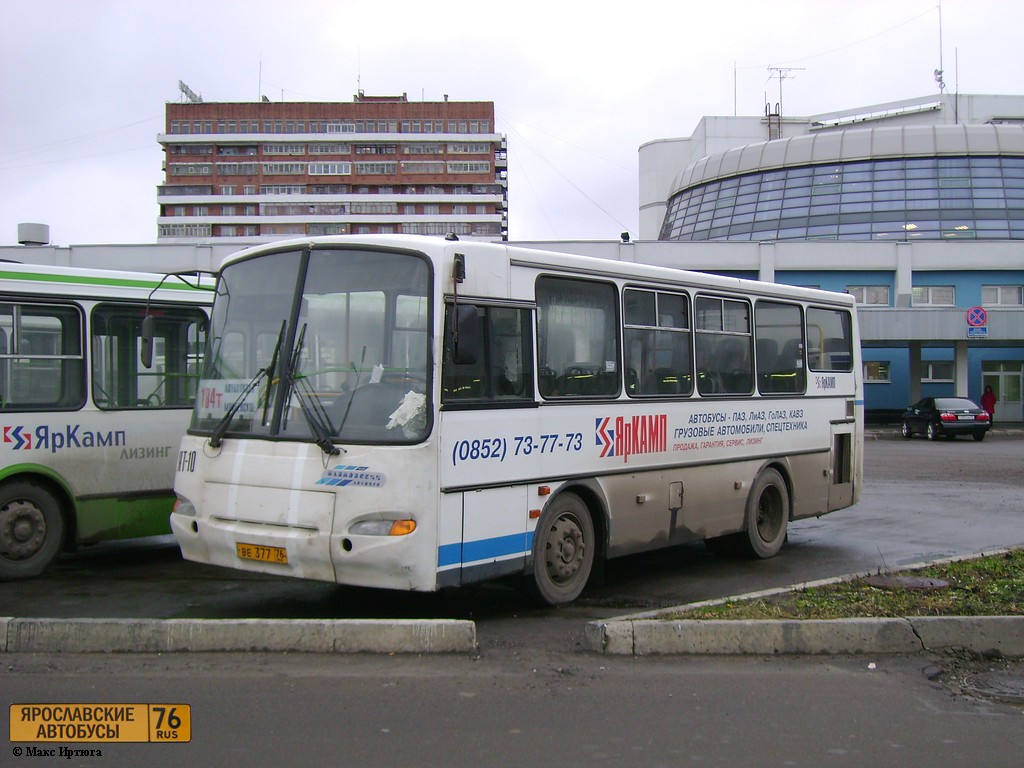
178;80;203;104
934;1;947;92
734;61;738;116
767;67;804;117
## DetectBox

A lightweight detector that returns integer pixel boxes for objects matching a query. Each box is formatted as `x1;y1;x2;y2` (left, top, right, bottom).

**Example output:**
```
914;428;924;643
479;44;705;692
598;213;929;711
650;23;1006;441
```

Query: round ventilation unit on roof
18;223;50;246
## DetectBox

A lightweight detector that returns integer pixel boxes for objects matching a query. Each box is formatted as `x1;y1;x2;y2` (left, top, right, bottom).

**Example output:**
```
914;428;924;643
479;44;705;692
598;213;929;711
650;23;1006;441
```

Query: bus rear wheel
0;481;65;580
738;468;789;559
530;492;595;606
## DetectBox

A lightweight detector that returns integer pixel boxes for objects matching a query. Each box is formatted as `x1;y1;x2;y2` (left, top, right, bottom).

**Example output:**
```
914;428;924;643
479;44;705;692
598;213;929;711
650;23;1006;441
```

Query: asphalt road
6;650;1023;768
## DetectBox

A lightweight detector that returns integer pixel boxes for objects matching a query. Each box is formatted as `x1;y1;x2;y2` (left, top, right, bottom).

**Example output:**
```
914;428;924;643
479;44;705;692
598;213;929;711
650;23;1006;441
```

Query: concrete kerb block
168;619;336;653
910;616;1024;656
5;619;170;653
2;618;478;654
331;619;478;654
588;618;924;655
585;620;635;654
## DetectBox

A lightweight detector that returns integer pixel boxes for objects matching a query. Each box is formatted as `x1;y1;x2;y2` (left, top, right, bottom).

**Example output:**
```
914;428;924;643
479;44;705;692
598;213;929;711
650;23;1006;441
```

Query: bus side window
442;304;533;404
755;300;805;394
0;302;85;411
807;307;854;373
536;276;619;399
624;287;692;398
442;306;486;399
92;304;207;410
0;327;6;407
695;295;752;396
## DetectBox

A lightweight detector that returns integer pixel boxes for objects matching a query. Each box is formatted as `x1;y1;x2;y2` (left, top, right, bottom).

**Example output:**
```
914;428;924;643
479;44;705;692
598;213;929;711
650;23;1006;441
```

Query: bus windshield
193;246;431;446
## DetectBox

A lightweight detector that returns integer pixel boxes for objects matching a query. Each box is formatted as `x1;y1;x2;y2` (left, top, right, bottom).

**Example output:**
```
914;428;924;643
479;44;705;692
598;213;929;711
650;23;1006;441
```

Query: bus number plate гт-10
235;542;288;564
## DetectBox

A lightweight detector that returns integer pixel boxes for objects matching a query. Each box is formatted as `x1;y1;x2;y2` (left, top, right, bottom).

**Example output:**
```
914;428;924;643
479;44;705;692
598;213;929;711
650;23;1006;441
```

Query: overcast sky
1;0;1021;246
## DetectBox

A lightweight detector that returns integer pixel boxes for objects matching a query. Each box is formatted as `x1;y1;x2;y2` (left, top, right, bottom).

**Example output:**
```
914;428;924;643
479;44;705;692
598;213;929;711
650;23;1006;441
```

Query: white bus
0;264;212;579
172;235;862;605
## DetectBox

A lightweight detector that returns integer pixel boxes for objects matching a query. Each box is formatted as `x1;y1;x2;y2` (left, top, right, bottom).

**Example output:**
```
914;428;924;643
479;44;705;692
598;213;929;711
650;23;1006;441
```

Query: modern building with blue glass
632;93;1024;422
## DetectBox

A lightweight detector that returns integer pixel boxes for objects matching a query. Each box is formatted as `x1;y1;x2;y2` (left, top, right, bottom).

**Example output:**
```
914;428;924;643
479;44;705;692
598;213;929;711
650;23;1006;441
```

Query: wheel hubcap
756;488;783;542
0;500;46;560
545;515;585;584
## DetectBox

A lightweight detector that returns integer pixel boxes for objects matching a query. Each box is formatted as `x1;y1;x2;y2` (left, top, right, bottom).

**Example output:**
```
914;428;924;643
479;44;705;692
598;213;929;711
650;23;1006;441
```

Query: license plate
236;542;288;564
957;414;974;420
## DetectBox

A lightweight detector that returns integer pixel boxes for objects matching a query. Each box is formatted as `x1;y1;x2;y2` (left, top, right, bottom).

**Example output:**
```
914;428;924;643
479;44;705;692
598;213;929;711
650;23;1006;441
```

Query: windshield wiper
208;320;285;449
208;369;266;449
261;319;286;426
282;324;341;456
334;346;367;442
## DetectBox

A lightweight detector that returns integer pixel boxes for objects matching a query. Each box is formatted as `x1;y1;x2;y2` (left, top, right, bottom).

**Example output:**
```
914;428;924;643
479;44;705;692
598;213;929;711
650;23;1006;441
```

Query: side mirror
453;305;481;365
140;315;155;369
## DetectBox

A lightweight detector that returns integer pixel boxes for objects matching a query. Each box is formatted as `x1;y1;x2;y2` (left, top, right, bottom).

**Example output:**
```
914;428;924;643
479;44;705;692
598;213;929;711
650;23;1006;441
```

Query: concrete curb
586;548;1024;656
584;616;1024;656
0;618;477;655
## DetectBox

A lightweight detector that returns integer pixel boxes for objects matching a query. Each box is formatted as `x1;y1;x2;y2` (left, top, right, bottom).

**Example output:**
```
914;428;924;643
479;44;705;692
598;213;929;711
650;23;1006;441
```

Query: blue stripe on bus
438;531;534;568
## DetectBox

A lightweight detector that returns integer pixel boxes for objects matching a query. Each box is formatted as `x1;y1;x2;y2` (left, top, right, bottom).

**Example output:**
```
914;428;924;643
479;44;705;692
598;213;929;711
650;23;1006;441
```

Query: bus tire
530;492;595;606
738;468;789;559
0;480;65;580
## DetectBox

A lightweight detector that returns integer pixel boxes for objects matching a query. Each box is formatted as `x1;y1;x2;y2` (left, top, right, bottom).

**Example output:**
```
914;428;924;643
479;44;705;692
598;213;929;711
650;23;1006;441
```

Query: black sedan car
900;397;991;441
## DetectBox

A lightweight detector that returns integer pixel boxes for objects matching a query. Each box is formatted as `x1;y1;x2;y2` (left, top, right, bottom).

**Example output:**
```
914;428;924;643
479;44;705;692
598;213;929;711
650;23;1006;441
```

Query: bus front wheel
0;481;65;580
530;492;595;606
739;468;789;559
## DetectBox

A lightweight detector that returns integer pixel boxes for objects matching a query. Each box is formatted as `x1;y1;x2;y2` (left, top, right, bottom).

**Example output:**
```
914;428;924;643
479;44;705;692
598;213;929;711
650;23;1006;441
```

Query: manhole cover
962;672;1024;704
863;575;950;591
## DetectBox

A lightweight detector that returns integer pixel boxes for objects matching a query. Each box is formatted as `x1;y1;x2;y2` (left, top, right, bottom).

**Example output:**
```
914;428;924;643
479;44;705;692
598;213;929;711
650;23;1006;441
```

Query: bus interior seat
560;363;600;395
823;338;852;371
772;338;805;391
443;374;484;399
538;365;558;397
717;338;751;392
695;336;719;394
756;338;779;390
625;367;639;395
756;338;778;370
655;367;682;394
780;338;803;369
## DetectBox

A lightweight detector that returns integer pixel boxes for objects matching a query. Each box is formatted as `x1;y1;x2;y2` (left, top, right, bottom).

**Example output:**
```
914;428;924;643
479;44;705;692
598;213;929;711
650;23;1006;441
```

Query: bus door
440;300;536;584
827;421;855;511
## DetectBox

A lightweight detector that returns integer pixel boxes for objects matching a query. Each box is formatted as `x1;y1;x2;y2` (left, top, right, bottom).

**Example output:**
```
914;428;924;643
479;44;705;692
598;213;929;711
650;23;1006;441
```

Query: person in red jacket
980;385;997;426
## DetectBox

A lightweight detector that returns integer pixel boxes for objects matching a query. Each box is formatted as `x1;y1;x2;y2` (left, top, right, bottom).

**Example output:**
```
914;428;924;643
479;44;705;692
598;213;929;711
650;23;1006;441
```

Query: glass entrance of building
983;361;1023;423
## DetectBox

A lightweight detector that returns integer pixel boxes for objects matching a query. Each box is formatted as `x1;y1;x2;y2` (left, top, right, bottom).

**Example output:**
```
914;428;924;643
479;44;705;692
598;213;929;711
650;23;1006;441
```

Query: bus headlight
349;519;417;536
173;496;196;517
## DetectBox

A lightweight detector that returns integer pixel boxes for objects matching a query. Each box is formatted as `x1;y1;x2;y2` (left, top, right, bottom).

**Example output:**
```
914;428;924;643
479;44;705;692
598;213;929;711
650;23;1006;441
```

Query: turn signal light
350;519;417;536
389;519;417;536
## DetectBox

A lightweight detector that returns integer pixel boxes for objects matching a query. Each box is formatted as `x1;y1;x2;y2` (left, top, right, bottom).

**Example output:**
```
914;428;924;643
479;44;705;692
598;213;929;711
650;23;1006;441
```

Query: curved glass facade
659;156;1024;242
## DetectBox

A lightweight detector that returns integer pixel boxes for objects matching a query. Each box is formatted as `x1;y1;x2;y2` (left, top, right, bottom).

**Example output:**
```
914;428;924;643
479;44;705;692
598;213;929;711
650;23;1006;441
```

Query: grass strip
666;549;1024;620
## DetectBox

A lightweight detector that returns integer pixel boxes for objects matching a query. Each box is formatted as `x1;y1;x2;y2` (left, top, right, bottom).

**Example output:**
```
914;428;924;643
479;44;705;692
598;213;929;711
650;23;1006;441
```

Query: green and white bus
172;235;862;604
0;264;211;579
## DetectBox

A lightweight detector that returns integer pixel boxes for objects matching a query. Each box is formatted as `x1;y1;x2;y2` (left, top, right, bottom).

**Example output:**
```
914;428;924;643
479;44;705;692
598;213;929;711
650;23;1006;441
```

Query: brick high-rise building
158;91;507;242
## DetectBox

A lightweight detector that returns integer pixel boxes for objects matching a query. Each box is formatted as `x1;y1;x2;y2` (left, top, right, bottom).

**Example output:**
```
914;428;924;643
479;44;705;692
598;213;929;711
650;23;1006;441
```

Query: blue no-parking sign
967;306;988;337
